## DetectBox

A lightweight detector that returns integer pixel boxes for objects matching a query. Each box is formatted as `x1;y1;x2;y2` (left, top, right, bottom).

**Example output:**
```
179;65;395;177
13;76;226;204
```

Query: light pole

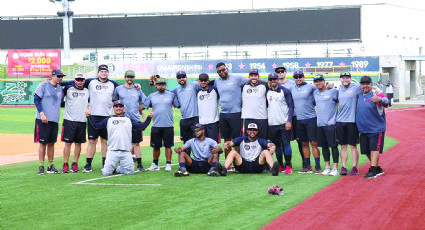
51;0;74;59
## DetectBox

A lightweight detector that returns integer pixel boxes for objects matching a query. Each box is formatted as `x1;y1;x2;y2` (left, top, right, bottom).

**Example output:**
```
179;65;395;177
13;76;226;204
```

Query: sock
72;162;77;165
166;161;171;165
48;160;53;167
212;162;217;167
137;158;142;166
179;162;186;168
305;158;311;167
63;162;69;166
314;157;321;167
331;147;339;163
153;159;159;165
322;147;330;162
87;158;93;166
39;161;44;167
102;157;106;166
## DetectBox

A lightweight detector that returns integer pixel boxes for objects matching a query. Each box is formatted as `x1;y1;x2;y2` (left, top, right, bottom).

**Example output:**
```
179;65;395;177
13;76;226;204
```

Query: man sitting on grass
216;123;279;176
173;124;223;177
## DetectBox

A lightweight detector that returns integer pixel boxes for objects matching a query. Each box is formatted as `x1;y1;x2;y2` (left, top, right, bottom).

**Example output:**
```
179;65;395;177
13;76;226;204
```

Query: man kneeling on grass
174;124;223;177
216;123;279;176
89;100;153;176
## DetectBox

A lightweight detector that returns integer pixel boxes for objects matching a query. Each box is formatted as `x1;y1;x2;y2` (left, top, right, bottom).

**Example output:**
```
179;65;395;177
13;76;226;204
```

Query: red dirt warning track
262;107;425;229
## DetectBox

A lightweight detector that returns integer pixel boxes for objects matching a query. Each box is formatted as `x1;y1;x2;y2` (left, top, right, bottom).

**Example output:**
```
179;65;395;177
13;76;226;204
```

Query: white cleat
329;168;340;176
165;163;172;172
321;167;331;175
147;163;160;171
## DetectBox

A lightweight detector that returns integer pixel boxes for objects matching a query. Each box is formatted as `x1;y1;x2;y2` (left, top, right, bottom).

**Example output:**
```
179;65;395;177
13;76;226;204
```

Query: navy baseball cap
313;75;325;82
275;66;286;73
268;73;278;80
199;73;209;81
98;64;109;72
249;69;259;75
192;123;205;131
360;76;372;84
113;100;124;106
52;69;66;76
340;72;351;78
176;70;186;77
293;70;304;78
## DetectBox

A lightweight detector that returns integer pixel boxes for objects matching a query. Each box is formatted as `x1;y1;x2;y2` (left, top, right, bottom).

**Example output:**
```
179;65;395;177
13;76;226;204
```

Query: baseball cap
113;100;124;106
293;70;304;78
249;69;259;75
52;69;66;76
313;75;325;82
268;73;278;80
192;123;205;131
98;64;109;72
156;78;166;84
199;73;209;81
360;76;372;84
275;66;286;73
247;123;258;130
176;70;186;77
340;72;351;78
74;73;85;79
124;70;135;78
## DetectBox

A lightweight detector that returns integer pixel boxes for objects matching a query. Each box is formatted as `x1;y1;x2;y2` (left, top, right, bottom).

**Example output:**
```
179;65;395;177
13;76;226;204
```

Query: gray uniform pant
102;150;135;176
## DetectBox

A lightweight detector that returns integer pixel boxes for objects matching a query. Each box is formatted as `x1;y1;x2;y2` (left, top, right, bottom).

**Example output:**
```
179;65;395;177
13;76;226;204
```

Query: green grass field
0;107;398;229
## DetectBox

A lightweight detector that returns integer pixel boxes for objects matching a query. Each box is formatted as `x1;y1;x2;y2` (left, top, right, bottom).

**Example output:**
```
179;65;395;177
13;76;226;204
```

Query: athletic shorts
88;115;108;140
268;124;292;145
360;132;385;155
296;117;317;142
317;125;337;148
219;112;242;140
234;157;265;174
244;119;268;139
61;119;87;143
180;116;199;143
34;119;58;144
336;122;359;146
204;122;220;143
186;160;211;174
132;127;143;144
150;127;174;149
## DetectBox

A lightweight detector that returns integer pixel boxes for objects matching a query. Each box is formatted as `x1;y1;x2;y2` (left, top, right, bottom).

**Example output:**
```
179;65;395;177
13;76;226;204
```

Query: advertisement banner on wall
8;50;61;77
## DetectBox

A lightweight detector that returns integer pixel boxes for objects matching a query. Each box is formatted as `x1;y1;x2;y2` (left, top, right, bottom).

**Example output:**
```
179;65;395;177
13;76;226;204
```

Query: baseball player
217;123;279;176
173;124;223;177
89;100;153;176
142;77;180;172
113;70;147;172
266;73;295;174
61;73;89;173
196;73;220;142
34;69;64;175
313;75;340;176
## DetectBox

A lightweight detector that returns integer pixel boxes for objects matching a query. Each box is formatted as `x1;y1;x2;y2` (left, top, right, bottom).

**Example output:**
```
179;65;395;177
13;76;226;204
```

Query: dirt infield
262;106;425;229
0;134;180;165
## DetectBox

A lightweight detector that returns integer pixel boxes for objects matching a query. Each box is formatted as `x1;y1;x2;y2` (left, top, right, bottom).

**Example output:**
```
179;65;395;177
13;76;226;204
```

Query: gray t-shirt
113;85;146;121
86;78;119;116
34;81;63;123
336;83;361;123
184;137;219;161
214;74;249;113
290;83;317;120
314;88;339;127
63;85;89;122
172;81;200;119
143;90;180;127
197;86;219;125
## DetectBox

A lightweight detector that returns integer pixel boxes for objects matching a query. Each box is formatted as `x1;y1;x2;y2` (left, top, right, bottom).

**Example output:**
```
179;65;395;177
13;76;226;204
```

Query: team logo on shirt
72;92;79;97
95;85;109;90
244;145;251;150
269;96;273;101
199;95;204;100
112;120;119;125
247;89;252;94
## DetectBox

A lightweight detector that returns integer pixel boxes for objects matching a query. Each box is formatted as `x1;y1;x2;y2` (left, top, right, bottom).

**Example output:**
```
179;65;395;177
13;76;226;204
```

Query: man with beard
113;70;147;172
173;124;223;177
142;77;180;172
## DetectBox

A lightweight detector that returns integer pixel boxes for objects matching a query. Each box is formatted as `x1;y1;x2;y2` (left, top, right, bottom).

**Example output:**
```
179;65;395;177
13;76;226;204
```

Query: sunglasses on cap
199;79;208;82
156;83;166;86
276;70;285;74
176;75;186;79
193;128;204;132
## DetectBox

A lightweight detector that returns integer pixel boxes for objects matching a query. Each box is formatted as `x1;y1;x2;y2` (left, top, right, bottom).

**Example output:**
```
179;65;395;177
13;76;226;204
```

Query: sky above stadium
1;0;424;16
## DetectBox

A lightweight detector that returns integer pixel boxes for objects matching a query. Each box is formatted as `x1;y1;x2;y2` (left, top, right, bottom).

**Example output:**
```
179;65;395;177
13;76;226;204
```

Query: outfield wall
0;75;379;105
